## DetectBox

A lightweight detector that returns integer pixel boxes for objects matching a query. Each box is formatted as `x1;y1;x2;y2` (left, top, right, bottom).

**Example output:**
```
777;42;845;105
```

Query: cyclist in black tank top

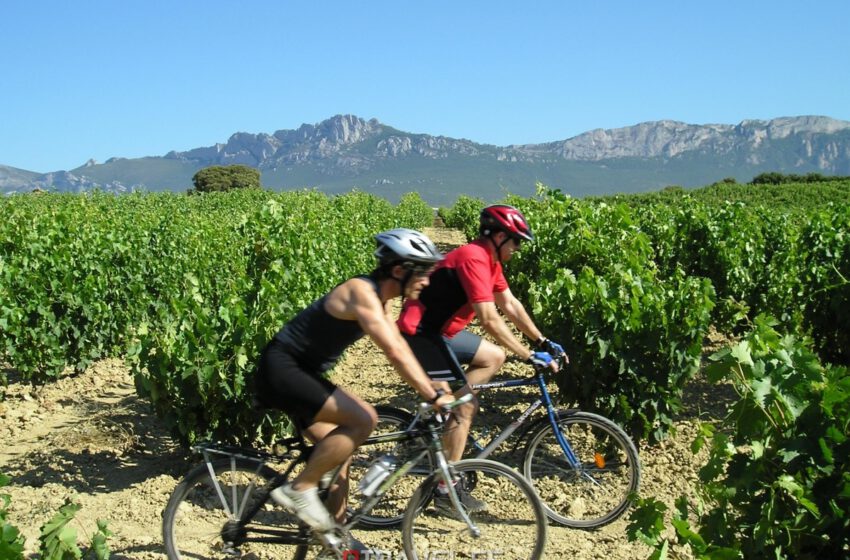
253;229;453;535
272;274;381;373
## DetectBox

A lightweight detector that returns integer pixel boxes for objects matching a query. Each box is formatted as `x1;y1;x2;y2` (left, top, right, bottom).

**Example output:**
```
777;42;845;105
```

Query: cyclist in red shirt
397;204;566;511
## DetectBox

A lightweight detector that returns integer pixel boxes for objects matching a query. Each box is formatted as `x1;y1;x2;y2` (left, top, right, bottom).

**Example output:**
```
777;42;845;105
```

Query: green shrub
438;194;483;241
628;315;850;558
0;474;111;560
128;191;434;444
509;190;715;443
798;204;850;366
191;164;261;193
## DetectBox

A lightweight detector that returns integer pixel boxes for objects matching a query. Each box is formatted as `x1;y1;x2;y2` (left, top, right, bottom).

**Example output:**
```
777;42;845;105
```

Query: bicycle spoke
402;459;547;560
163;458;309;559
524;412;640;528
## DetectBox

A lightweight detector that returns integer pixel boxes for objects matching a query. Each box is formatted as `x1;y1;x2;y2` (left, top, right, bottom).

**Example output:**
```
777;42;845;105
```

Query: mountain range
3;114;849;205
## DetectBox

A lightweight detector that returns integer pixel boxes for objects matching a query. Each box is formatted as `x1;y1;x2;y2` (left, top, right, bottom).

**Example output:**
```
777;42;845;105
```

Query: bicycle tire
347;405;434;528
162;457;315;559
401;458;548;560
523;410;640;528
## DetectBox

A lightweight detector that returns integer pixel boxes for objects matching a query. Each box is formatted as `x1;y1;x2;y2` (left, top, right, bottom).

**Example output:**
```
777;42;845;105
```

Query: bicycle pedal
317;528;346;551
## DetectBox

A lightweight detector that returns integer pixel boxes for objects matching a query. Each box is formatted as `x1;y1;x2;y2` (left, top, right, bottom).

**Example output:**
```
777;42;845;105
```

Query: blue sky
2;0;848;172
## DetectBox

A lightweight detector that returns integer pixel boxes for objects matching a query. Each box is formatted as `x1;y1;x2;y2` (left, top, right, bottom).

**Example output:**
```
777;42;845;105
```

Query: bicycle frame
471;369;581;469
187;397;480;549
343;402;480;534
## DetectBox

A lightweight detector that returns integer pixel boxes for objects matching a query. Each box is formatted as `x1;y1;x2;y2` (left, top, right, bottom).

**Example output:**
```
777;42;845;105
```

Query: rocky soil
0;226;735;559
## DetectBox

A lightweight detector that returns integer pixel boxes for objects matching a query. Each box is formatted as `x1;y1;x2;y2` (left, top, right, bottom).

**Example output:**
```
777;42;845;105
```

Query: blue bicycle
353;353;640;529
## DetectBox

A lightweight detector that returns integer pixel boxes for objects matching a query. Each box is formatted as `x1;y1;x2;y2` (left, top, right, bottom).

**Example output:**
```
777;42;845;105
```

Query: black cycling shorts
254;339;337;427
402;330;481;386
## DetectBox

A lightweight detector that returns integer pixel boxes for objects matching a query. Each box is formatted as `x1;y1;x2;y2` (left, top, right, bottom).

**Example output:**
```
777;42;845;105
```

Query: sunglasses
405;264;435;276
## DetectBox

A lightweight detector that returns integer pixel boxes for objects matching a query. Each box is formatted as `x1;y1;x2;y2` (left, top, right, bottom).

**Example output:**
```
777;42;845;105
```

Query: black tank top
273;275;379;374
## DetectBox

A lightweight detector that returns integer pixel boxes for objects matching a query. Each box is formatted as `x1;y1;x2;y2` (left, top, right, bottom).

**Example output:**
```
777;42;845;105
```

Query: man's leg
441;338;505;462
299;423;354;523
287;388;377;523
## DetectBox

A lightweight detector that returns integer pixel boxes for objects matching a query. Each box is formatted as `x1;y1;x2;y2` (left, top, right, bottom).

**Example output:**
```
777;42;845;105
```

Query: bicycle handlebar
417;392;474;418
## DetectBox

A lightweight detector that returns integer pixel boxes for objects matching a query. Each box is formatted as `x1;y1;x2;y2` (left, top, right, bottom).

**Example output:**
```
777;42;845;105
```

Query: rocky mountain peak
537;116;850;161
4;114;848;200
738;116;850;139
273;114;382;146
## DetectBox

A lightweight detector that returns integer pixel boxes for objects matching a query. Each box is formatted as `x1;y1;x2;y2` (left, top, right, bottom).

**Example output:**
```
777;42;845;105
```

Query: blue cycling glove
526;351;553;369
536;337;565;357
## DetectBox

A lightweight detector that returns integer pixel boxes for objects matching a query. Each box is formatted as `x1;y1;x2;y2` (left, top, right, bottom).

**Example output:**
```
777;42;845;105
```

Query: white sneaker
271;483;337;532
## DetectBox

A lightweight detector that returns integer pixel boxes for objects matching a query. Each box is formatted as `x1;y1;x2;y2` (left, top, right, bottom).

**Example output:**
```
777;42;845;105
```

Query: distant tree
750;172;786;185
750;171;850;185
191;165;261;193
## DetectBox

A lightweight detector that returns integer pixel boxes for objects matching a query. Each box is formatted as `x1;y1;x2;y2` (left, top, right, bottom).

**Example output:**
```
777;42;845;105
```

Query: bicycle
162;394;548;559
355;353;641;529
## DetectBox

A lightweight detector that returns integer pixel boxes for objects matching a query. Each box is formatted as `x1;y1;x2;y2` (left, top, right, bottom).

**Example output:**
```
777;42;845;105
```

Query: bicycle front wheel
523;410;640;528
162;457;312;560
402;458;547;560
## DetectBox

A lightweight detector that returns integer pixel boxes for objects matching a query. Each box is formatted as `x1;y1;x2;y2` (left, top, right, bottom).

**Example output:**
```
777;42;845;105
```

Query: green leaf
749;377;773;408
0;538;26;560
672;517;706;549
797;497;821;518
647;538;669;560
88;520;112;560
730;341;754;367
775;474;802;496
39;500;82;560
235;347;248;369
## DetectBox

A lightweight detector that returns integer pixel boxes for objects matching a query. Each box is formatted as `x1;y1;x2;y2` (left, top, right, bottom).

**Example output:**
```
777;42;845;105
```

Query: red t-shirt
397;239;508;338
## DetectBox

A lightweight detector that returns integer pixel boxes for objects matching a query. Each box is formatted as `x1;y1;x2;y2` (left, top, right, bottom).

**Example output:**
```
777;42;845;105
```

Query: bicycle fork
536;391;609;488
433;452;481;537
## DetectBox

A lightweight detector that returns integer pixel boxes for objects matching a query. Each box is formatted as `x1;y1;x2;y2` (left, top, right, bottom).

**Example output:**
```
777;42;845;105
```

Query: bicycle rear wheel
347;405;433;528
523;410;640;528
402;458;547;560
163;457;314;559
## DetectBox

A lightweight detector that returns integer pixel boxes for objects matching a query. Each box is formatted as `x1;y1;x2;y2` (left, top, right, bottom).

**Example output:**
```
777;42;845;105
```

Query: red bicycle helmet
480;204;534;242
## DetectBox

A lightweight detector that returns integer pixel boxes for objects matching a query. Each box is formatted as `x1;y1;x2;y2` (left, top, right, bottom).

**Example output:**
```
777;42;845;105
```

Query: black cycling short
402;330;481;386
254;339;337;427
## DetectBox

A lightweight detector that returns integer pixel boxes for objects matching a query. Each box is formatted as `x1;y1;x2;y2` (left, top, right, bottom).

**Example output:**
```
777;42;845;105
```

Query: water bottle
358;454;396;497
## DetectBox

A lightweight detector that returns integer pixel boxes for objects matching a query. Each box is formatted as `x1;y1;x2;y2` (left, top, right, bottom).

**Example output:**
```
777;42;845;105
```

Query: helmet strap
486;231;511;262
386;264;415;301
398;268;415;302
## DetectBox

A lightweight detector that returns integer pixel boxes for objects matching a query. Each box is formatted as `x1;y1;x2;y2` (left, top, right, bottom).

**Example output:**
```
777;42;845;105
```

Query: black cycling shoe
433;485;488;516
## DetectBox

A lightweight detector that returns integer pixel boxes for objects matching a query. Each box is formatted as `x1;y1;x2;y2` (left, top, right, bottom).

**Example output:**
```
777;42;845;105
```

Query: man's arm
494;289;566;367
494;288;543;343
471;300;534;360
348;282;444;402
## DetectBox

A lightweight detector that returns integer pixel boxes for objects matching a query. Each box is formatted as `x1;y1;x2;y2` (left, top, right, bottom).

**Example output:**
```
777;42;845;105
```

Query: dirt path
0;225;728;559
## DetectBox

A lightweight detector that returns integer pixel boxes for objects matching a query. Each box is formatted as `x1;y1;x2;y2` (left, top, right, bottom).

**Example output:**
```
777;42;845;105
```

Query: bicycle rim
162;457;311;559
402;458;547;560
347;406;433;528
523;411;640;528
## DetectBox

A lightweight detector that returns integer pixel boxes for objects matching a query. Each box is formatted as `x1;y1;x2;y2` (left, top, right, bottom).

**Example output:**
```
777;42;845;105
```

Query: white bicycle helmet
374;228;443;269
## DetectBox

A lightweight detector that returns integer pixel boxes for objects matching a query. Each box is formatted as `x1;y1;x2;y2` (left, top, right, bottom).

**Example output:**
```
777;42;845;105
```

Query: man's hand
428;388;455;412
526;351;558;371
536;337;565;358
